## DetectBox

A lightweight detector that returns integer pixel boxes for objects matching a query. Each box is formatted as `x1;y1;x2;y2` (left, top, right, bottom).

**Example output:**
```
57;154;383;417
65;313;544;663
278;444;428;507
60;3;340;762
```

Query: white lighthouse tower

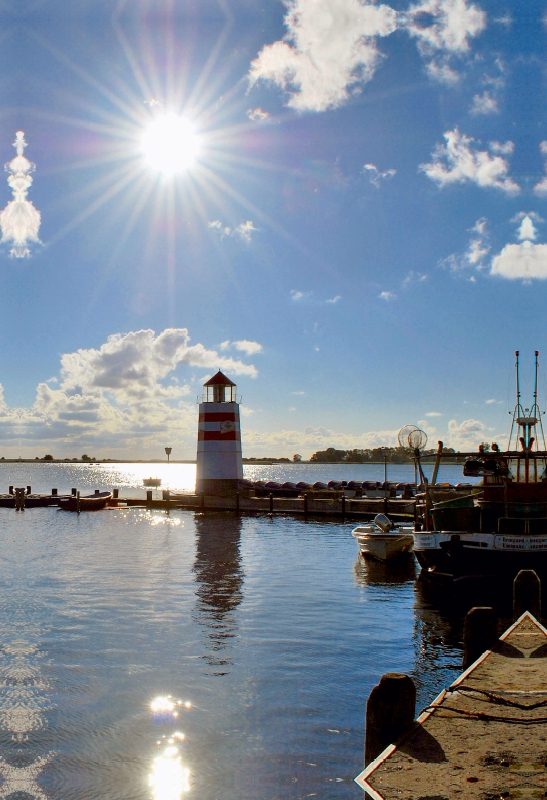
196;370;243;495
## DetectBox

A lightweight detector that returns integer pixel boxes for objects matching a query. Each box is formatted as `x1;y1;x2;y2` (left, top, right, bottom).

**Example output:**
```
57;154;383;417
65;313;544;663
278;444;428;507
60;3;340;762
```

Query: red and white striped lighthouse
196;370;243;495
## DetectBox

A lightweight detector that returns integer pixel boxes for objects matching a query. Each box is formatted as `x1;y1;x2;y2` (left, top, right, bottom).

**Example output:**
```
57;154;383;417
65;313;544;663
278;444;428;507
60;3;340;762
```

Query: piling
27;486;31;495
513;569;541;619
269;493;274;513
52;488;58;496
146;490;153;506
113;489;119;499
8;486;13;495
364;672;416;766
462;606;498;669
76;491;81;514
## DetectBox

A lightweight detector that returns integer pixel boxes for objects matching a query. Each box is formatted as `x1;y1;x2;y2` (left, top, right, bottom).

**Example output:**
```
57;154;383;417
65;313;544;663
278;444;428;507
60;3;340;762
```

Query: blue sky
0;0;543;458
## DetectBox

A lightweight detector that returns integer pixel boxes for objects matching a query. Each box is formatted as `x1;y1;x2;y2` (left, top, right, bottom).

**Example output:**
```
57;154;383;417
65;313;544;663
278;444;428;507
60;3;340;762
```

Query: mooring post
462;607;498;669
146;490;153;506
8;486;13;495
26;486;31;496
71;488;77;496
76;491;81;514
513;569;541;620
52;488;58;496
365;673;416;766
113;489;119;499
269;492;274;513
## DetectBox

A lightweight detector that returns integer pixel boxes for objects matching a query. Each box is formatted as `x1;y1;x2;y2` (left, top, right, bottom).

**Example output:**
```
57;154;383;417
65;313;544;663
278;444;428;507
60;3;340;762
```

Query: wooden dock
356;610;547;798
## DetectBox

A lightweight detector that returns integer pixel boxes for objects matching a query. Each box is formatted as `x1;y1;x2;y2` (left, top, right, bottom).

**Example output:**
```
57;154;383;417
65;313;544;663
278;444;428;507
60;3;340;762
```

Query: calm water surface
0;464;472;799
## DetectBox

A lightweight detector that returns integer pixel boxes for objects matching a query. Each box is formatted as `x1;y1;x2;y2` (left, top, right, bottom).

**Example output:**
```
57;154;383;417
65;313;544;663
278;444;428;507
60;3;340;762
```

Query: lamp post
165;447;172;463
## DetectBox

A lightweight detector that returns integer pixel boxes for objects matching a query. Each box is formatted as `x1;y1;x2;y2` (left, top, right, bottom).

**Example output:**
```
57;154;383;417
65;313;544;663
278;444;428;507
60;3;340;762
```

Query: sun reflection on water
149;744;190;799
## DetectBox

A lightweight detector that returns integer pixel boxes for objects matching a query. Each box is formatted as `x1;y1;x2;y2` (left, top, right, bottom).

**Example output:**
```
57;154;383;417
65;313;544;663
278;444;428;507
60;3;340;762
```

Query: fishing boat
143;478;162;488
59;491;112;512
352;514;414;561
413;351;547;582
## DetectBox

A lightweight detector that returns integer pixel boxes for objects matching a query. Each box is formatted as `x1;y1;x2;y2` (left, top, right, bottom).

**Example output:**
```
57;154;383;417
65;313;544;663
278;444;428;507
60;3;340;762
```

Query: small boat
143;478;162;488
352;514;414;561
59;491;112;512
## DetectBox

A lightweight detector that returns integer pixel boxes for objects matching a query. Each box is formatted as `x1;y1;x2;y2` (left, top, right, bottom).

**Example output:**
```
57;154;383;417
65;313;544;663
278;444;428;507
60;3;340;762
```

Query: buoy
196;370;243;495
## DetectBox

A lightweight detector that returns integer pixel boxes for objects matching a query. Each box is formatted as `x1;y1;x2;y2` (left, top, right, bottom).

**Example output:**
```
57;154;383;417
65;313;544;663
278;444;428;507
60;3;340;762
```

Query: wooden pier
356;595;547;797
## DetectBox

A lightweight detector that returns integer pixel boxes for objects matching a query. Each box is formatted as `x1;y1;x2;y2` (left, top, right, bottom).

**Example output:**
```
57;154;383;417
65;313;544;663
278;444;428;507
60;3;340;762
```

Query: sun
142;114;201;176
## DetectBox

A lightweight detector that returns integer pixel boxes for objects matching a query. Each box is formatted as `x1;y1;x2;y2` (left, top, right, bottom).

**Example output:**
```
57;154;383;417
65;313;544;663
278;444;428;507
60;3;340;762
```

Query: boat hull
414;531;547;581
59;492;112;512
353;526;414;561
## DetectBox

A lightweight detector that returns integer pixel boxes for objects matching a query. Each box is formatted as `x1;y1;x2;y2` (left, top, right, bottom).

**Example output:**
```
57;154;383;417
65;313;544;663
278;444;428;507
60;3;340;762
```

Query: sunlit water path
0;464;468;799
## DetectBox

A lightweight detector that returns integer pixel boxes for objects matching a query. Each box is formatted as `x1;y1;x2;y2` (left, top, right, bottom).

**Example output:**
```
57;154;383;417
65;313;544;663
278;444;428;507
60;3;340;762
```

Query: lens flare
151;696;176;714
142;114;200;175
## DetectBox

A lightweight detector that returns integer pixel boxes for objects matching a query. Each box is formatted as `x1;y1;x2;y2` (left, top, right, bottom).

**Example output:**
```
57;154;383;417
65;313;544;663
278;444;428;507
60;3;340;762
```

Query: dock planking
356;611;547;798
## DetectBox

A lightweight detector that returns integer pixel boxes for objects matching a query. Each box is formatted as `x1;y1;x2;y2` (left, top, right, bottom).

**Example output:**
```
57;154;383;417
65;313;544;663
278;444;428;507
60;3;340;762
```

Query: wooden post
27;486;31;496
146;490;153;505
431;440;443;486
514;570;541;620
71;488;77;496
52;488;58;496
304;493;308;515
269;493;274;513
113;489;119;499
8;486;13;495
365;673;416;766
462;607;498;669
76;491;81;515
94;489;99;495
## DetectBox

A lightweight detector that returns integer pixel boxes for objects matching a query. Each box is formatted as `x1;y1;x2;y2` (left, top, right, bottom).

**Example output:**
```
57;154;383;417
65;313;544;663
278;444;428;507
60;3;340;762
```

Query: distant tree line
309;446;457;463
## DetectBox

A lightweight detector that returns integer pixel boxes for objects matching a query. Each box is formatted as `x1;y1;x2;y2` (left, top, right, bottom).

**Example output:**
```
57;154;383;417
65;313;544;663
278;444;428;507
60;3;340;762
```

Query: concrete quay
356;571;547;799
125;492;415;519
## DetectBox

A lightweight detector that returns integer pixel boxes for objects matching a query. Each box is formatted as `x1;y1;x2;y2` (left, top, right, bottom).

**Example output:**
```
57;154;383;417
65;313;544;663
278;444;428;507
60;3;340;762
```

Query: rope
450;686;547;711
423;704;547;725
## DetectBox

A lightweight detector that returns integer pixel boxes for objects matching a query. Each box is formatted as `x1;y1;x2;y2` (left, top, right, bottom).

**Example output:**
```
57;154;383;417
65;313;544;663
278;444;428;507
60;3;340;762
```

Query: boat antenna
532;350;547;450
508;350;522;449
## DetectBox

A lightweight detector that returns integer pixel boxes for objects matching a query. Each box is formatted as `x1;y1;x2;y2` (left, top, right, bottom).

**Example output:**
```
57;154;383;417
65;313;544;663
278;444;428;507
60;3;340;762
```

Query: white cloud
0;132;42;258
290;289;312;301
225;340;264;355
248;0;398;112
470;91;498;115
402;270;427;287
0;328;260;456
208;219;259;241
426;411;442;416
486;398;501;404
292;391;306;395
246;108;269;121
379;290;396;300
439;216;490;273
491;215;547;281
248;0;485;112
420;129;519;194
363;163;396;188
534;142;547;196
447;417;490;449
326;295;342;303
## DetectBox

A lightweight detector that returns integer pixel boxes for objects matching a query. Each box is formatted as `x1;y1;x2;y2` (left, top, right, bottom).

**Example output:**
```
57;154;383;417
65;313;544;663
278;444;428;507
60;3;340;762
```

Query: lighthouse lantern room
196;370;243;495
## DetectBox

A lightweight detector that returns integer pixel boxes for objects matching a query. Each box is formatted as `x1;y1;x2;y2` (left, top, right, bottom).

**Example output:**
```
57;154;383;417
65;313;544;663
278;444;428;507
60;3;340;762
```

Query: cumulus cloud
534;142;547;196
363;163;396;188
470;91;498;115
290;289;312;301
220;340;263;355
420;129;519;194
242;424;402;454
379;290;396;300
447;417;490;449
0;328;260;455
247;108;269;121
0;132;42;258
439;216;490;273
404;0;486;83
208;219;259;241
248;0;485;112
491;215;547;281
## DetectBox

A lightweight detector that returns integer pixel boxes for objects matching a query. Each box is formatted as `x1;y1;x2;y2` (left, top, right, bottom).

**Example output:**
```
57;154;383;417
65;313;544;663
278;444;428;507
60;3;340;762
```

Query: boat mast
508;350;522;450
532;350;547;450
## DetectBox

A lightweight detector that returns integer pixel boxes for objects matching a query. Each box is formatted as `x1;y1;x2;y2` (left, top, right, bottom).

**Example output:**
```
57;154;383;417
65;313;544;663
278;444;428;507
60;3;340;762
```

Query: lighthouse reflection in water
0;488;478;799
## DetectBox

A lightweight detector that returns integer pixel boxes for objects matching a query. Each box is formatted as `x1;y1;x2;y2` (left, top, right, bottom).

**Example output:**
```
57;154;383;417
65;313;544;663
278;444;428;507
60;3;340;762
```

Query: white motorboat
143;478;162;488
352;514;414;561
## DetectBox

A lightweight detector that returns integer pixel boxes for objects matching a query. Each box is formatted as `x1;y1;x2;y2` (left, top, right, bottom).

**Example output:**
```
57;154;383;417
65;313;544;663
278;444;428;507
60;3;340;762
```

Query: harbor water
0;463;469;799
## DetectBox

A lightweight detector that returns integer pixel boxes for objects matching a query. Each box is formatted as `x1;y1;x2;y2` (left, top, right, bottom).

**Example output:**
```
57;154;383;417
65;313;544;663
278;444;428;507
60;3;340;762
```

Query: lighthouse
196;370;243;495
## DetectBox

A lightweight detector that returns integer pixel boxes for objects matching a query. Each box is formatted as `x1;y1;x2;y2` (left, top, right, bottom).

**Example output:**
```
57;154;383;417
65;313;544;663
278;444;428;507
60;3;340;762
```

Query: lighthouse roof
203;370;236;387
